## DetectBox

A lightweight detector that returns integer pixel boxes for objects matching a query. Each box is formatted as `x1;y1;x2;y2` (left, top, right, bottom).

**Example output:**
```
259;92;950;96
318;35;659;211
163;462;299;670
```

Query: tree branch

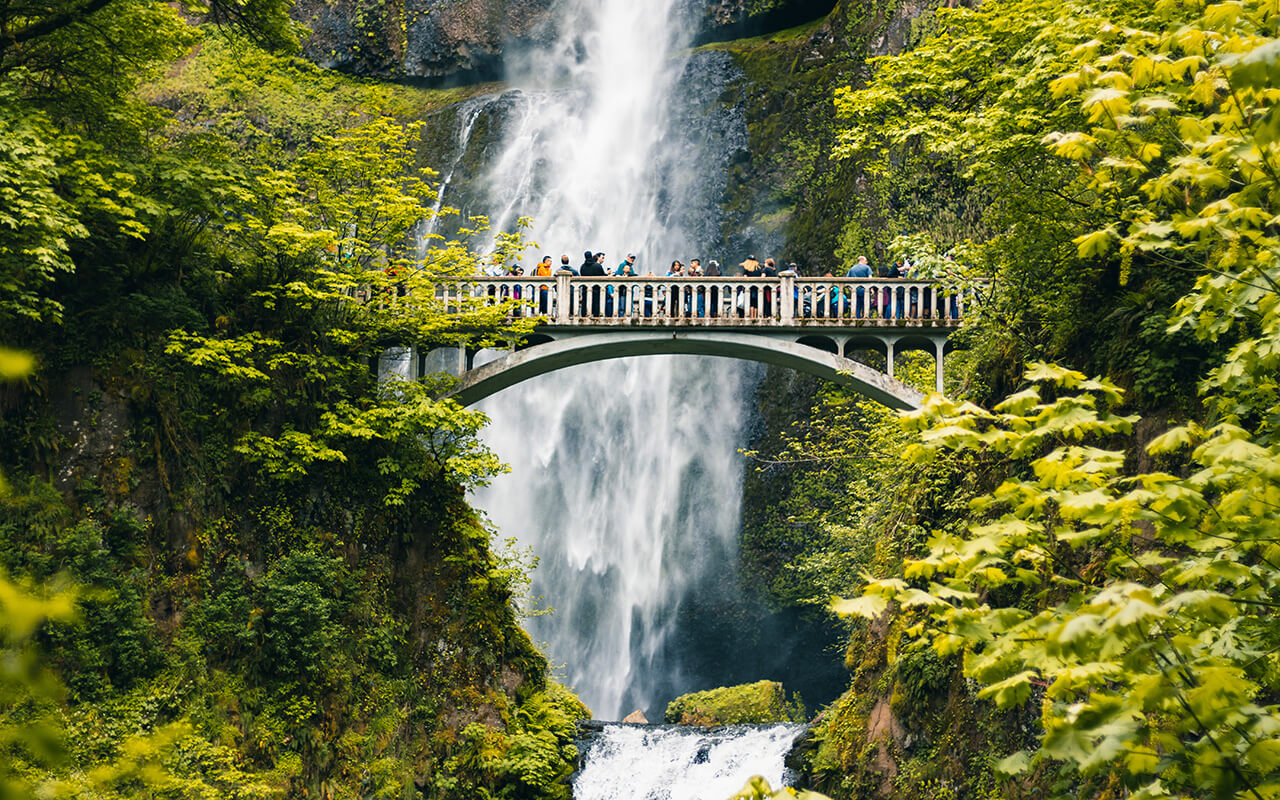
0;0;114;57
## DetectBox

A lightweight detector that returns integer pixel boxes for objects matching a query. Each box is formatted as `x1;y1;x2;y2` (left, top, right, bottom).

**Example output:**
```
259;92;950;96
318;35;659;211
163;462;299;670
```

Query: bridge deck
456;274;977;329
400;275;977;403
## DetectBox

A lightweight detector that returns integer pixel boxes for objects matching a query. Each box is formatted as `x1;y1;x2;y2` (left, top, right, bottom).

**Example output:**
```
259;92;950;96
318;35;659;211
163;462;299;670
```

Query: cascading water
573;723;806;799
466;0;765;723
447;0;847;745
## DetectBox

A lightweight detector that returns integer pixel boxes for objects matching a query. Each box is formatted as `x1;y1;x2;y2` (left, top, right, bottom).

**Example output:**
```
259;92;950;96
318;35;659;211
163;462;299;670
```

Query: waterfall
467;0;769;721
477;358;756;719
574;724;805;799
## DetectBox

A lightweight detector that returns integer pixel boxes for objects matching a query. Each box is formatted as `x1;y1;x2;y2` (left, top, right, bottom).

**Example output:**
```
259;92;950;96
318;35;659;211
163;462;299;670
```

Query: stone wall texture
292;0;833;81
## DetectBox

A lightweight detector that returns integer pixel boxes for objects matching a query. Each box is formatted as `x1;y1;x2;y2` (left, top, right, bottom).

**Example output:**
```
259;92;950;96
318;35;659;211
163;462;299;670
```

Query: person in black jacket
704;259;722;317
580;251;607;316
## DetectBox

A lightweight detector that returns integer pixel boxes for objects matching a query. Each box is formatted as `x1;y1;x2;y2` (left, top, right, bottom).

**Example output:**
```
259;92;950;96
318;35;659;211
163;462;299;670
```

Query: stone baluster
555;271;571;323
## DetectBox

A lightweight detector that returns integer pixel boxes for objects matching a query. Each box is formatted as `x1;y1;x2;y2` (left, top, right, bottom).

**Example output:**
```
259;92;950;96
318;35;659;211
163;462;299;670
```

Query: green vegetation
664;680;803;726
733;0;1280;798
6;0;1280;797
0;1;585;797
706;0;946;267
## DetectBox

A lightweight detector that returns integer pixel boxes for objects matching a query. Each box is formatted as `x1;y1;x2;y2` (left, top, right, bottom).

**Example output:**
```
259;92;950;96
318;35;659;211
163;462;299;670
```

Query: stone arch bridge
383;273;979;410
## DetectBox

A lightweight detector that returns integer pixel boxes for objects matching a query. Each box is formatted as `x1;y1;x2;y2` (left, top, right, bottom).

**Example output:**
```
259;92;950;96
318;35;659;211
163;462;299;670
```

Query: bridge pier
934;339;946;394
377;347;417;381
422;346;466;378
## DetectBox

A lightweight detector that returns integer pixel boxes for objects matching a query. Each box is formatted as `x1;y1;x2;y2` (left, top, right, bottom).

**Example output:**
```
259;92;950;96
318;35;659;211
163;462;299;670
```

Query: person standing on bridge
821;269;843;318
561;254;578;275
882;259;903;319
665;260;685;317
846;255;872;318
704;259;722;317
581;250;606;317
762;257;779;318
534;256;553;315
614;254;638;318
688;259;706;317
740;254;763;319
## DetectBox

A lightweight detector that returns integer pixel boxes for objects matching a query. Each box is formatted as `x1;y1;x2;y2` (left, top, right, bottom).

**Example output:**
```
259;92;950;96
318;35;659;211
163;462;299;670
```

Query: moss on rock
664;680;794;725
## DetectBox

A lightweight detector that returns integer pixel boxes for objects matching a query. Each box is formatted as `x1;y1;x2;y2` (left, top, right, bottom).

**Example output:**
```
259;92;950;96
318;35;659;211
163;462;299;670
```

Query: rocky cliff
294;0;839;82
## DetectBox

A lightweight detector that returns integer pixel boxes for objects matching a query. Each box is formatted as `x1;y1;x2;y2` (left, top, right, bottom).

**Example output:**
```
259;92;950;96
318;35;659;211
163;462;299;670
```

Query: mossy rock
664;680;789;725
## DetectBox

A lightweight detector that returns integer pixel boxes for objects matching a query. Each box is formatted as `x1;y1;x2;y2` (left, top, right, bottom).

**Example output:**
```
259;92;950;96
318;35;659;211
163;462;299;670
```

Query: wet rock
622;709;649;724
693;739;713;763
292;0;836;83
294;0;552;82
689;0;840;45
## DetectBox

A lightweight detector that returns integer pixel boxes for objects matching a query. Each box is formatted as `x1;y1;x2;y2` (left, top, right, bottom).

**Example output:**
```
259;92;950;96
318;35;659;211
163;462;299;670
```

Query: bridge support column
885;339;896;379
422;346;467;378
934;339;945;394
377;347;416;382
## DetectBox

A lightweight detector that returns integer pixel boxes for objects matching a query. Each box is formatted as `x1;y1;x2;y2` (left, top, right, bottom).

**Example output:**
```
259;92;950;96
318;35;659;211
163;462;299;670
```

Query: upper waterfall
463;0;837;721
475;0;705;260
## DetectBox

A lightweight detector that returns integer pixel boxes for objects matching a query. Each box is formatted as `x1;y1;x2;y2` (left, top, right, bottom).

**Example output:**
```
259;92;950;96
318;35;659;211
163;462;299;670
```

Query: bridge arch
446;331;926;409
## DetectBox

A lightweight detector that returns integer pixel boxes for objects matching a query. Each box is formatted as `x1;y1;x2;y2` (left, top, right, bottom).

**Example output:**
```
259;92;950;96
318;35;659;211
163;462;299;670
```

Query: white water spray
469;0;759;720
574;724;805;800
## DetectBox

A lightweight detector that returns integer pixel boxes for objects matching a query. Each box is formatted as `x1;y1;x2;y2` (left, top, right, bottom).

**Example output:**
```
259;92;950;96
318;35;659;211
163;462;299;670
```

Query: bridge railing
436;273;980;327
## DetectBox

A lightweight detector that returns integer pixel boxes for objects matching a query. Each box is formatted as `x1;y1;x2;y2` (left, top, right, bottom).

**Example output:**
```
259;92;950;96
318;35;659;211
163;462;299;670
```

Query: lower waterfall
573;723;805;800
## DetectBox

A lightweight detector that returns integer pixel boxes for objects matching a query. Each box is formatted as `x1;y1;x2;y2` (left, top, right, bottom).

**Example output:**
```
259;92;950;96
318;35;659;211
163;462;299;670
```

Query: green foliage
700;4;911;267
159;114;536;496
0;564;243;800
0;575;77;800
147;35;496;150
831;0;1227;406
788;10;1280;797
0;481;162;700
0;0;201;326
1030;0;1280;438
741;353;962;611
256;547;349;685
0;4;578;799
664;680;800;725
430;683;589;800
729;776;832;800
838;359;1280;799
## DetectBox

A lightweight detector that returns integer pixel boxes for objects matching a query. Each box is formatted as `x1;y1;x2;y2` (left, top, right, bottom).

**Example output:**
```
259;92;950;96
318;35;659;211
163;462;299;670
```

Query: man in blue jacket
846;255;872;317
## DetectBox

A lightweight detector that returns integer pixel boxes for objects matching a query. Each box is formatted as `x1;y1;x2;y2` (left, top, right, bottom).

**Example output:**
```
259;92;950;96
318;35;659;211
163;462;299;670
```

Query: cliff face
701;0;949;268
293;0;837;82
295;0;551;81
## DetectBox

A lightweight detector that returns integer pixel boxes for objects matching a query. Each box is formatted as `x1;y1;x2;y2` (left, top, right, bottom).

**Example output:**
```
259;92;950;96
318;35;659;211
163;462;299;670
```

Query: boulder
664;680;791;725
622;709;649;724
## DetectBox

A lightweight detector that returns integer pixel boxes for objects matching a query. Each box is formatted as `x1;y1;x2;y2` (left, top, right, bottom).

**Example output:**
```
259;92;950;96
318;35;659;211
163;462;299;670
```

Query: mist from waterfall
465;0;761;720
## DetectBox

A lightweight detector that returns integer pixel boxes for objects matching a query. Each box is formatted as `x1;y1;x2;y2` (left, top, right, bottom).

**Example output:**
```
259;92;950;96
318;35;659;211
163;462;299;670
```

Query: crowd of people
479;250;963;320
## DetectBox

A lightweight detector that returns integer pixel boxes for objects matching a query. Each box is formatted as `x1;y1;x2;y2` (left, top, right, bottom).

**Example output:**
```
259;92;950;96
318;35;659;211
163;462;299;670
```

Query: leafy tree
830;2;1280;797
163;115;536;496
840;361;1280;799
832;0;1224;406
